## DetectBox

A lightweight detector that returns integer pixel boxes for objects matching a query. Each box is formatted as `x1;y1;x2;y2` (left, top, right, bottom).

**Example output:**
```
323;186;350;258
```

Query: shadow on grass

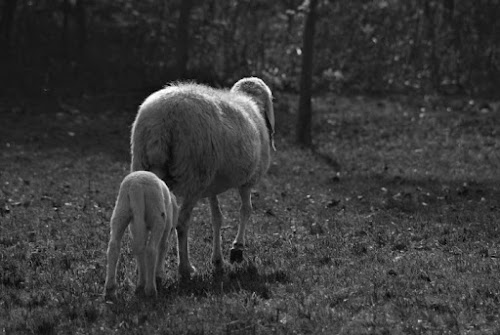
160;261;289;300
101;261;290;322
1;94;138;162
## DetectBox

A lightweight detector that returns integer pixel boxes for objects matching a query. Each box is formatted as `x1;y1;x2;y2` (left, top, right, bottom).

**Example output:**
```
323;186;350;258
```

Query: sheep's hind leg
177;199;198;280
209;195;224;269
155;212;170;285
230;186;252;263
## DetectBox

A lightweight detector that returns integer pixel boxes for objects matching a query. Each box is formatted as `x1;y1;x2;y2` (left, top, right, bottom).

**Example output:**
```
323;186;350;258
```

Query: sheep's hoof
103;287;117;302
179;265;197;281
155;276;167;290
230;247;244;264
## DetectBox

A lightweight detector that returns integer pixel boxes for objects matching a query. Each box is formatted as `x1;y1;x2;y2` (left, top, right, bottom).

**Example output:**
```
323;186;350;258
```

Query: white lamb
104;171;179;299
130;77;275;279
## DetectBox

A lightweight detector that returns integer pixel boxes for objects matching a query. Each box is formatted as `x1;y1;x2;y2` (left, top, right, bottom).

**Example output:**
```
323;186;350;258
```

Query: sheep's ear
232;77;276;151
266;103;275;134
265;100;276;151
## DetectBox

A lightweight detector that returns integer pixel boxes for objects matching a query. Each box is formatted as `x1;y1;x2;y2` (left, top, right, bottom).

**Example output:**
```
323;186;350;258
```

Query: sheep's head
231;77;275;151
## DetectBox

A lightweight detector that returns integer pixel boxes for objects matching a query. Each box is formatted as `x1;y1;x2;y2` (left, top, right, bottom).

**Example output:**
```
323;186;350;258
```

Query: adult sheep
130;77;275;279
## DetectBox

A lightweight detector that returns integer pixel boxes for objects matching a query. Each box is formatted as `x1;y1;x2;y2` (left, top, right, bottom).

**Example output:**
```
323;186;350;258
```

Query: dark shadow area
160;261;290;300
101;262;290;320
0;94;140;162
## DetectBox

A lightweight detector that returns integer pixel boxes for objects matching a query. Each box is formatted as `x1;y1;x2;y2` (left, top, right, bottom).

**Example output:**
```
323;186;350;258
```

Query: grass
1;92;500;334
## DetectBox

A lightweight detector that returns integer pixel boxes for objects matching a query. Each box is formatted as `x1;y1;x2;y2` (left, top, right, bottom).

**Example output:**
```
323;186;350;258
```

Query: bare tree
296;0;319;146
0;0;17;55
61;0;87;61
75;0;87;59
175;0;194;79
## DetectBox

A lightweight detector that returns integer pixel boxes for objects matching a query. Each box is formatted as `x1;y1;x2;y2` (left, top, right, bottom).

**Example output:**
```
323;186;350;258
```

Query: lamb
130;77;275;279
104;171;179;299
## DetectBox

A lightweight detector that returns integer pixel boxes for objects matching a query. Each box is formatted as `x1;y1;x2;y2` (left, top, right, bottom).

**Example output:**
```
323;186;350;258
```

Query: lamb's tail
128;184;147;256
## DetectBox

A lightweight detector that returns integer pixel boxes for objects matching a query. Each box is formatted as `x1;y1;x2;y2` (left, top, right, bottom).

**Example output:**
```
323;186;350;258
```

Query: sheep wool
130;77;274;277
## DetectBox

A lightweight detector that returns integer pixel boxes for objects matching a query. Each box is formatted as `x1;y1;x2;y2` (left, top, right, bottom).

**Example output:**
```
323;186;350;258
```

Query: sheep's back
132;84;270;197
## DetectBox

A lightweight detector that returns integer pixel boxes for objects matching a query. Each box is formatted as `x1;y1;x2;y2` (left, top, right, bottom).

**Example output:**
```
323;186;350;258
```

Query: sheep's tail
130;119;170;181
130;126;146;172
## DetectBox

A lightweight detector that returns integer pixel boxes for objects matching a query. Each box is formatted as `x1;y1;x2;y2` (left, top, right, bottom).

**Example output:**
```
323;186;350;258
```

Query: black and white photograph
1;0;500;333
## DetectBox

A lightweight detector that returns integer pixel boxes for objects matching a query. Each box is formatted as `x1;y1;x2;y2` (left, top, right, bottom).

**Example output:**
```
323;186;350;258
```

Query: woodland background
1;0;499;100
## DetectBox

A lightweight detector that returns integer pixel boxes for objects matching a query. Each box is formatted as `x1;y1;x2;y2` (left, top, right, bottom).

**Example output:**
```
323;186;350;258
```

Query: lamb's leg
104;211;130;300
177;198;198;280
231;186;252;263
144;214;165;298
209;195;224;268
130;222;147;295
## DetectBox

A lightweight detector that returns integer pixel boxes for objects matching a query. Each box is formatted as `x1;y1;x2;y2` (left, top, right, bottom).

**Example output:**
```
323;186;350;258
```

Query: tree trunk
61;0;70;59
175;0;194;79
296;0;319;147
443;0;454;23
75;0;87;60
0;0;18;55
61;0;86;61
424;0;439;90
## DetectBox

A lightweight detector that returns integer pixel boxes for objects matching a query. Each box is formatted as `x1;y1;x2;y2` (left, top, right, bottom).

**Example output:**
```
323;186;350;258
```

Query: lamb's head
231;77;275;151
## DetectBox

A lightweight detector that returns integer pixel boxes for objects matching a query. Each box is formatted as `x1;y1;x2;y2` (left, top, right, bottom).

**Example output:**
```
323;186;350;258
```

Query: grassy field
1;92;500;334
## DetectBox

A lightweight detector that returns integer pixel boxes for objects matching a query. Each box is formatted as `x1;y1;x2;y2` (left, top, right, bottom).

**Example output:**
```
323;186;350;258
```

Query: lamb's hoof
212;259;226;275
230;246;244;264
144;287;158;299
134;285;145;296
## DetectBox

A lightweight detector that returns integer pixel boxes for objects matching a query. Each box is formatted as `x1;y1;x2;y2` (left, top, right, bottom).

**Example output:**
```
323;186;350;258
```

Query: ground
1;91;500;334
